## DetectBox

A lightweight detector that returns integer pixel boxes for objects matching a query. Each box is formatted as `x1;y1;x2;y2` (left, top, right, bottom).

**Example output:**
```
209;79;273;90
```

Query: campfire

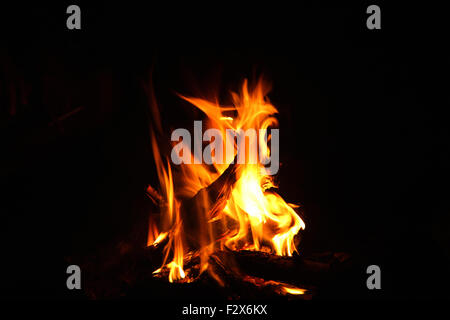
78;76;351;300
145;77;310;297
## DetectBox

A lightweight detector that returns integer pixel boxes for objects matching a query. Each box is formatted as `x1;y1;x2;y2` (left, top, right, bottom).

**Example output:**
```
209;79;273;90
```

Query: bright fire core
147;78;306;285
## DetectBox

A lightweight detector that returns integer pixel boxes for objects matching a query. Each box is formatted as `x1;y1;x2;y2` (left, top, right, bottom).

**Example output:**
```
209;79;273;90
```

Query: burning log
179;159;242;250
80;236;349;299
211;249;348;287
204;252;311;299
148;248;349;299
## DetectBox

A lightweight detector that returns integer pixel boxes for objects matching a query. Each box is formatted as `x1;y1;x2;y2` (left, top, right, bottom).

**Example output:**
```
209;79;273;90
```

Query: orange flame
148;78;305;283
282;286;307;295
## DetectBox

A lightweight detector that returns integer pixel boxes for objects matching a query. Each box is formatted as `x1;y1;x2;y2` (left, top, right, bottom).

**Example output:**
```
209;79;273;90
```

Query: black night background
1;1;449;305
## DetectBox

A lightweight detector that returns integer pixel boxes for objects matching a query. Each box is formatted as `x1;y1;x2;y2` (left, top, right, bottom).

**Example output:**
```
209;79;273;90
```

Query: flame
282;286;307;295
148;78;305;284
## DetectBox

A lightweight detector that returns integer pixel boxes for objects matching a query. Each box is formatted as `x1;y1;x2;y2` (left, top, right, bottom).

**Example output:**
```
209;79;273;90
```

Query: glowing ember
282;286;307;295
147;77;306;290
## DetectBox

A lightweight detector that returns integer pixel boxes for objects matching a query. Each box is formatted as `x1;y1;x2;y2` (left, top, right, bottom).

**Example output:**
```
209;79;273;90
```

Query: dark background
1;1;449;300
